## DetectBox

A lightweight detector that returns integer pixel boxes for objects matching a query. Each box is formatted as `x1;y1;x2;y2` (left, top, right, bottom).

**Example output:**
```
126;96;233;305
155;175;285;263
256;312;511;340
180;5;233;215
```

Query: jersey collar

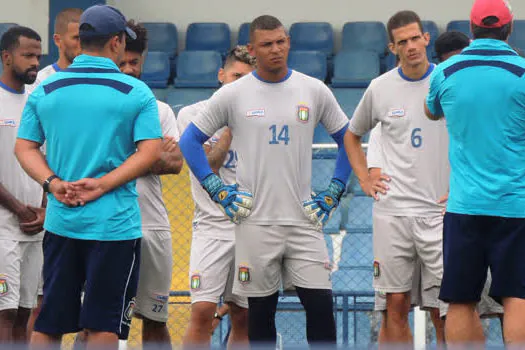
0;81;24;94
68;54;121;72
252;68;292;83
52;62;62;72
398;63;435;82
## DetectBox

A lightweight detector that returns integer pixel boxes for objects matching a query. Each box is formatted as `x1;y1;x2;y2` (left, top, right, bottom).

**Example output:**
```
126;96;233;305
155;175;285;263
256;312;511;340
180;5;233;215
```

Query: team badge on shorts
190;273;201;291
238;265;251;284
297;104;309;123
0;276;8;296
373;261;380;278
124;297;136;322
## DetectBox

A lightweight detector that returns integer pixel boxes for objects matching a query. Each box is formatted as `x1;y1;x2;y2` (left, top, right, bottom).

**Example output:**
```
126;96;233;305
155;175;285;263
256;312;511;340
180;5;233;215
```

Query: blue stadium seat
422;20;439;47
342;22;388;56
141;51;170;88
288;50;327;81
332;51;380;88
290;22;334;57
422;20;439;59
237;22;250;45
141;22;178;58
174;51;222;88
186;23;231;56
446;20;471;38
510;20;525;52
340;233;373;268
0;23;17;39
151;89;168;102
330;88;366;118
167;88;216;115
344;196;374;234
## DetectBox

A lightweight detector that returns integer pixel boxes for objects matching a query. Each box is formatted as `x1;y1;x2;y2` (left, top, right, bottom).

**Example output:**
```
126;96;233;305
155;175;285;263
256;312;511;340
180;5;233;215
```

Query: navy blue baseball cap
79;5;137;40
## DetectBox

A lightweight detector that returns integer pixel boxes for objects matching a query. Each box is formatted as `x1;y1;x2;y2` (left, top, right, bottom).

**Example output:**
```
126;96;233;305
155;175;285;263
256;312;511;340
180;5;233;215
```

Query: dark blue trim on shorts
461;49;518;56
43;78;133;94
444;60;525;79
64;67;121;73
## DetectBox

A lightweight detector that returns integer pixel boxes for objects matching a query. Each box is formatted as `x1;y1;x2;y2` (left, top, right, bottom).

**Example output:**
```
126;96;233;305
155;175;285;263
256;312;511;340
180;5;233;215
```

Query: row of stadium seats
142;49;381;88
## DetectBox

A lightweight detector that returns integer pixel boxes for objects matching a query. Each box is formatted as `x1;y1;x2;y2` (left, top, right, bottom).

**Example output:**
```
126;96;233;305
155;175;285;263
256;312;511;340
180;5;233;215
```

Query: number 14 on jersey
269;124;290;145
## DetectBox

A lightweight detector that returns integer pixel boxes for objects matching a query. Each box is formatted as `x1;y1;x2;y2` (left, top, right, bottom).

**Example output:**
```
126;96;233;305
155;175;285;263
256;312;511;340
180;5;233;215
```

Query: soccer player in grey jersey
345;11;449;344
178;45;256;347
179;15;353;345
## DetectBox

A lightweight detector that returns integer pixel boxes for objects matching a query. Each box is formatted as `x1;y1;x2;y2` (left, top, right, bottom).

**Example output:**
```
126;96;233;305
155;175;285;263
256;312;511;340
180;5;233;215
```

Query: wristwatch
43;175;59;193
213;312;223;321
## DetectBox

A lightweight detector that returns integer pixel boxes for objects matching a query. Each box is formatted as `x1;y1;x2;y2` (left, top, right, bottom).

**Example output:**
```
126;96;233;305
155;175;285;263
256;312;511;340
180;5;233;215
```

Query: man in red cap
426;0;525;345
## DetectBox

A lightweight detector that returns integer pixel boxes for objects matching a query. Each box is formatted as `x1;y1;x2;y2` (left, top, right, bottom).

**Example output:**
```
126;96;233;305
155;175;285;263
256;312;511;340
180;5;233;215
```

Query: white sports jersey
177;100;236;240
33;63;60;88
367;125;382;169
136;101;179;230
349;66;449;217
193;70;348;226
0;85;44;241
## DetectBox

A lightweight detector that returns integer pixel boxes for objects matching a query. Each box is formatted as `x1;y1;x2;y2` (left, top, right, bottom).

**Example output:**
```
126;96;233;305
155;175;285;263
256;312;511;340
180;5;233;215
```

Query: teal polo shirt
427;39;525;217
18;54;162;240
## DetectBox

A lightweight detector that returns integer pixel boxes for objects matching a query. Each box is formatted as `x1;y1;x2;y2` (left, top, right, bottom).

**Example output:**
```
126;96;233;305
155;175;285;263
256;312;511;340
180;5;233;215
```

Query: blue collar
68;54;121;72
252;69;292;83
0;80;24;94
398;63;435;82
52;62;62;72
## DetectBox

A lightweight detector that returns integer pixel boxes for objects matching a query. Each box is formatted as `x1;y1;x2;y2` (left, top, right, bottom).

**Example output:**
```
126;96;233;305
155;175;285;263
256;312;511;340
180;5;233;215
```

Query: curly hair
125;20;148;54
224;45;256;68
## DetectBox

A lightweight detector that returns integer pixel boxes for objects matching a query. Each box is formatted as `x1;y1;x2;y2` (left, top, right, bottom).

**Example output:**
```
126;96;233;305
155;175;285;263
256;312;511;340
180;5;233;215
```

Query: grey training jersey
193;70;348;225
34;64;59;87
0;86;44;241
349;67;449;216
136;101;179;230
367;124;382;169
177;99;236;239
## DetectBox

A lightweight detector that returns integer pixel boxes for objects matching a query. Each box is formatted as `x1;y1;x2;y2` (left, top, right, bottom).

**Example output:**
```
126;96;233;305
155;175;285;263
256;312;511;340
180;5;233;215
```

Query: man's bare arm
72;138;162;204
424;100;443;121
0;183;32;220
150;136;184;175
206;128;232;174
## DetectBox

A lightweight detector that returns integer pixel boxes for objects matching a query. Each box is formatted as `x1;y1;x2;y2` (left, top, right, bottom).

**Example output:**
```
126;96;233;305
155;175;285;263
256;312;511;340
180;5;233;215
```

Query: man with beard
34;8;83;85
119;20;183;346
0;26;44;343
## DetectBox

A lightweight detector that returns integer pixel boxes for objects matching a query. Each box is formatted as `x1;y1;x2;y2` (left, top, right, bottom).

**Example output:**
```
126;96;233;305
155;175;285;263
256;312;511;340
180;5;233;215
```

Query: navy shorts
440;213;525;304
35;232;141;339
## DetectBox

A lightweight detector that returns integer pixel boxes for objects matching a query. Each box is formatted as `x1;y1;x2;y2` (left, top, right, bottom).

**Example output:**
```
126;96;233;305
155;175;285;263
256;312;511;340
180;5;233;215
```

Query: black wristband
213;312;223;320
43;175;59;193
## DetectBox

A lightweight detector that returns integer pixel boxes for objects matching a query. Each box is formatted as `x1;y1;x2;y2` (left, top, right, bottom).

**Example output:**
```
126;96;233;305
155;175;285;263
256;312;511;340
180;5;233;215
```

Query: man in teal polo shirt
14;5;162;347
426;0;525;344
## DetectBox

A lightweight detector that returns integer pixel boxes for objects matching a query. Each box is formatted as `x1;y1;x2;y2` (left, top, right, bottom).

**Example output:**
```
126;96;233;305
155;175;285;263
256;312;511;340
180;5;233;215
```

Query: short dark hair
54;8;83;34
79;23;124;51
0;26;41;53
249;15;284;42
435;31;470;62
471;17;512;40
387;10;424;43
126;20;147;54
224;45;256;68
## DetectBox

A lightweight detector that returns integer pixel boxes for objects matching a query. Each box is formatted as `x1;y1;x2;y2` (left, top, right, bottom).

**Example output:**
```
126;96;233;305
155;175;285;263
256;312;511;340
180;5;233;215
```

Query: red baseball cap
470;0;513;28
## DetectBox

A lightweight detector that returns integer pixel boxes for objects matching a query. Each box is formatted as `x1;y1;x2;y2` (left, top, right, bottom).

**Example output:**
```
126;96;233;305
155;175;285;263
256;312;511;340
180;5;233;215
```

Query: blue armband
330;123;352;184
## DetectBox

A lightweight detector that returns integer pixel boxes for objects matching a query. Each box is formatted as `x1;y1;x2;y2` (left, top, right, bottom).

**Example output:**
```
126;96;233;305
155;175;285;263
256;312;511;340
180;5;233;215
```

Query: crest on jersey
297;105;309;123
0;276;8;296
0;119;16;127
373;261;380;278
238;265;251;284
124;298;136;321
190;273;201;290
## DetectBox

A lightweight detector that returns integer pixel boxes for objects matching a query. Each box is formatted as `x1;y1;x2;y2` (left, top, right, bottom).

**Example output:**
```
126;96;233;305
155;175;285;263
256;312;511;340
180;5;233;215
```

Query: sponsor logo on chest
0;119;17;127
